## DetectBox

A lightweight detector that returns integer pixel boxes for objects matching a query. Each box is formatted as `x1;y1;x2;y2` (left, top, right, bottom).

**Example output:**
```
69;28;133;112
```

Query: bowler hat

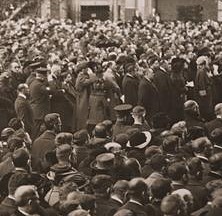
90;153;115;171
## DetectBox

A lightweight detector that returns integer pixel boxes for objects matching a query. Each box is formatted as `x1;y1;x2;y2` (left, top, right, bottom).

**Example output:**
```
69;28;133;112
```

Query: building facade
40;0;221;22
40;0;155;22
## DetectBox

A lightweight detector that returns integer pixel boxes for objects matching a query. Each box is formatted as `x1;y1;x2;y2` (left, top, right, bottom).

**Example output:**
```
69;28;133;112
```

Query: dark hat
90;153;115;171
127;131;152;149
114;104;133;117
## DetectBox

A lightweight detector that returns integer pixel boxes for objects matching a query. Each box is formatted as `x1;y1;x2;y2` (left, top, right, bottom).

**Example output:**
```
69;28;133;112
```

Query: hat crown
91;153;115;170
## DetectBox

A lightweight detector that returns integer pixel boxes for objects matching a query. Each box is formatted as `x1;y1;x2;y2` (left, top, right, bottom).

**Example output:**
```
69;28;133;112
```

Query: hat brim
90;160;112;171
126;131;152;149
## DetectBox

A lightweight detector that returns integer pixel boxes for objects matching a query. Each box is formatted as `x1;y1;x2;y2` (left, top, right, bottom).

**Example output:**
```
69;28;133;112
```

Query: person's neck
134;119;142;125
58;161;70;166
18;207;31;215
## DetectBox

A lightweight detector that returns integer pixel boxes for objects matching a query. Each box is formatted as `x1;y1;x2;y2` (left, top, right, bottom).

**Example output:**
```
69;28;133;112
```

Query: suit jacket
191;204;211;216
15;96;34;135
95;196;111;216
0;196;16;215
105;198;123;216
122;74;139;106
30;78;50;120
120;201;155;216
186;178;208;211
205;118;222;134
138;78;160;122
12;207;58;216
31;130;56;172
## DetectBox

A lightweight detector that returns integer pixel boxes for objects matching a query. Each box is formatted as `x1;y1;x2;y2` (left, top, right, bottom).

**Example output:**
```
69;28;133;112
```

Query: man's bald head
14;185;39;207
215;103;222;117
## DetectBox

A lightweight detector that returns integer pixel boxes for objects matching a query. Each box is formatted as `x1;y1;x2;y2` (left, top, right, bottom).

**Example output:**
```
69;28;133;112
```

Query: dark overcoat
29;78;50;121
31;130;56;172
75;71;94;130
153;68;172;115
122;73;139;106
138;78;160;122
195;69;213;120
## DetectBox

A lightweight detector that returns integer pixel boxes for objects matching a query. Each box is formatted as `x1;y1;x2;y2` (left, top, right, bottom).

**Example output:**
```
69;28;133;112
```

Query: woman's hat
126;131;152;149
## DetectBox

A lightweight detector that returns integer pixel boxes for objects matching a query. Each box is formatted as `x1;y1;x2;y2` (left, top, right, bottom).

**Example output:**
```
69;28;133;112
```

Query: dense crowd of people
0;16;222;216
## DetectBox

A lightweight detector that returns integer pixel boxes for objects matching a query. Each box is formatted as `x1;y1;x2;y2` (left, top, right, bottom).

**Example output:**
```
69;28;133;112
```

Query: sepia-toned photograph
0;0;222;215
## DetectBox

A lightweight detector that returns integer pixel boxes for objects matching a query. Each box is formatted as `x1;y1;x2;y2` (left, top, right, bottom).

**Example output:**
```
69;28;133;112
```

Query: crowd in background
0;16;222;216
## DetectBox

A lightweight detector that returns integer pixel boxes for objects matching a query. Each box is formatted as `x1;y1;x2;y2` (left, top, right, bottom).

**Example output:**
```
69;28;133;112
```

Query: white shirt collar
111;195;123;204
129;199;143;206
18;93;27;99
217;115;222;119
15;167;27;172
18;208;40;216
8;195;15;200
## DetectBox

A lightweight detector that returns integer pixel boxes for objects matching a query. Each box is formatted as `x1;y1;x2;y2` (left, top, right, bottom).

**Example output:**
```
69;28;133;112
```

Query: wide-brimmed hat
126;131;152;149
90;153;115;171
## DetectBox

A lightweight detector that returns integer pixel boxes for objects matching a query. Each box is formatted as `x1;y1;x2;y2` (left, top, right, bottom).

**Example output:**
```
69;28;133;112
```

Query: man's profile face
11;62;20;73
